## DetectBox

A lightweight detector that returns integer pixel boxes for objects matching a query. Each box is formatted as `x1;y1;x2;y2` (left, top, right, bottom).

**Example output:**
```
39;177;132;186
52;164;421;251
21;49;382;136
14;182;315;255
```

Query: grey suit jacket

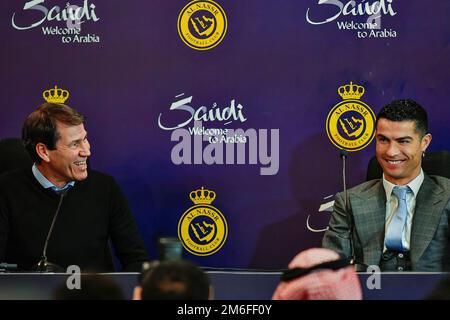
322;174;450;271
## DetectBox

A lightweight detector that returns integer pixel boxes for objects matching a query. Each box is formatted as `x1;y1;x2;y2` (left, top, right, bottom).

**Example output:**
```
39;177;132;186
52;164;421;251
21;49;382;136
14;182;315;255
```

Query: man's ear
36;142;50;162
422;133;432;152
132;286;142;300
35;143;50;163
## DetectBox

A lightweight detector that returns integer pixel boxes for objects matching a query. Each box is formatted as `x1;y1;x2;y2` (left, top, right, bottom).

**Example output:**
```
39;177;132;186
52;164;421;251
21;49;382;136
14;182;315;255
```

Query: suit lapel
410;175;444;265
351;181;386;266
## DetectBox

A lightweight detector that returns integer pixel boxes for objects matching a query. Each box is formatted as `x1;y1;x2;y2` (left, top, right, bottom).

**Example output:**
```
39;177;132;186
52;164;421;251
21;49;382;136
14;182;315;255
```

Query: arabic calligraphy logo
177;0;227;50
326;82;376;151
178;187;228;256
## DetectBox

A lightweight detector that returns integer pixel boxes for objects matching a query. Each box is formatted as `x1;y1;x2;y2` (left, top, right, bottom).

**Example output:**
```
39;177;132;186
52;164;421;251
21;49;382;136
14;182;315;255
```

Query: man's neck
384;167;422;186
34;163;69;188
383;168;424;199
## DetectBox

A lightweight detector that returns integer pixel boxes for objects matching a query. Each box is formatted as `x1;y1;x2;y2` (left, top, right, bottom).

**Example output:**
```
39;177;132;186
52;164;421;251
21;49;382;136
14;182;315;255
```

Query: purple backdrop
1;0;449;269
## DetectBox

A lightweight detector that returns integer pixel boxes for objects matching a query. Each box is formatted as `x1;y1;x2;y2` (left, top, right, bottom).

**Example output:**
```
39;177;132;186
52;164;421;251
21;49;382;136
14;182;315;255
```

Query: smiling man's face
375;118;431;185
42;121;91;187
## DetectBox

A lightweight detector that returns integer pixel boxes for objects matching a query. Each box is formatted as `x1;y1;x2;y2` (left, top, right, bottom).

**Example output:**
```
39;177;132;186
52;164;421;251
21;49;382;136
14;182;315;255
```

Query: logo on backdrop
157;93;280;176
178;0;228;50
43;85;69;103
306;0;398;39
178;187;228;256
326;82;376;151
11;0;101;44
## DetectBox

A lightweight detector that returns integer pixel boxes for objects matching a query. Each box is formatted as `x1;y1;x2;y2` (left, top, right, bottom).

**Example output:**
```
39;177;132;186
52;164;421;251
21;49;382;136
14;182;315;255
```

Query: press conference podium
0;271;448;300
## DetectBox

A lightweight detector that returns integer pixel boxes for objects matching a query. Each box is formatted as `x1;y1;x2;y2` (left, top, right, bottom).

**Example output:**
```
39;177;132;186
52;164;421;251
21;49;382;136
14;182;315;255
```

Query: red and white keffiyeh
272;248;362;300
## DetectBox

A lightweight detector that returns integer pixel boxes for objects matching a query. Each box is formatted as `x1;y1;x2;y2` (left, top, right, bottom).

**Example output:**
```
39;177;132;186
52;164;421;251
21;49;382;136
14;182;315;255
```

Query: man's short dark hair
22;103;85;163
140;260;210;300
376;99;428;136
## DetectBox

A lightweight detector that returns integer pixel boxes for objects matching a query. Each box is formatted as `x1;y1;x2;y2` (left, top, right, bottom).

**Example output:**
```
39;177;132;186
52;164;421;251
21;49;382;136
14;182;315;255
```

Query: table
0;271;448;300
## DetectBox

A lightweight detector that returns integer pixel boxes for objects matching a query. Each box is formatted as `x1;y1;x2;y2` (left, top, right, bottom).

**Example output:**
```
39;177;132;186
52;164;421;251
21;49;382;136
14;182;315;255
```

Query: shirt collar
383;168;424;200
32;163;75;191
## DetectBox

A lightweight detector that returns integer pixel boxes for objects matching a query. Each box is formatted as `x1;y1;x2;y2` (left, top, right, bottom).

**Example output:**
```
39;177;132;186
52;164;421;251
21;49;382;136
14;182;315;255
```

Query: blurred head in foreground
425;277;450;300
134;259;211;300
53;274;125;300
272;248;362;300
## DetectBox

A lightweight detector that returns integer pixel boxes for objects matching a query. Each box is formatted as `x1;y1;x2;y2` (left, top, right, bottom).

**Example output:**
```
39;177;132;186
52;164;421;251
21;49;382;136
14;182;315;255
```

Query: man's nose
80;140;91;157
385;143;400;157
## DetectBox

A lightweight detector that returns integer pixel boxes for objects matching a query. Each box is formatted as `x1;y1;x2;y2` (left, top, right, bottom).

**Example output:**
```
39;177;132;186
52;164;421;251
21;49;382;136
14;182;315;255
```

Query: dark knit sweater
0;168;149;272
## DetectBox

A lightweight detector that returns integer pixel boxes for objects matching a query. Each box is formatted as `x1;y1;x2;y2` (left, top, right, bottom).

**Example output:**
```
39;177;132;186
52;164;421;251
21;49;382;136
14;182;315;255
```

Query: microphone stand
35;192;66;273
340;150;368;272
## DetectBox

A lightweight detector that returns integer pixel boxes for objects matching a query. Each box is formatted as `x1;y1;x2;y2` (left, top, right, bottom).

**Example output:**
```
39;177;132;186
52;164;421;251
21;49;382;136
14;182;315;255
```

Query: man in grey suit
323;99;450;271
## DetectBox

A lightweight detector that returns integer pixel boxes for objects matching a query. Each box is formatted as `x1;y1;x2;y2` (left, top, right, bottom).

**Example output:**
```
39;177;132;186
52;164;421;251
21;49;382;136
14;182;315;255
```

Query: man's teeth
74;161;86;166
388;160;403;164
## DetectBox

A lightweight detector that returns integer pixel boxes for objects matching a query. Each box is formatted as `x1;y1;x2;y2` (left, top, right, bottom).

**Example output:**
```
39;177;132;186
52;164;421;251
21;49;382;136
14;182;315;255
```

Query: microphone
0;262;18;272
34;190;68;272
339;150;368;271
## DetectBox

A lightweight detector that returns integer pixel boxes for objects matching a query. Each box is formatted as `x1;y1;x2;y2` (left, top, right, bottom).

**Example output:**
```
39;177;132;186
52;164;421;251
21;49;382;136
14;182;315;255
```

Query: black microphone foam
340;149;349;159
0;262;18;272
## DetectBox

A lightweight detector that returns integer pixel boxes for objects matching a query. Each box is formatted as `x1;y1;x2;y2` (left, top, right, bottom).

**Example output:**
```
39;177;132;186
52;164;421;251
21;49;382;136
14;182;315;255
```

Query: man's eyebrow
376;134;413;140
396;136;413;140
69;132;88;144
69;138;82;144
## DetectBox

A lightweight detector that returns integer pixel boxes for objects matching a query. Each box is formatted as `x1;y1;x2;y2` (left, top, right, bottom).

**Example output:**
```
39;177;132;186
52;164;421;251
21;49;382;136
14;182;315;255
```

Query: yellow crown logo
43;85;70;103
189;187;216;205
338;82;365;100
